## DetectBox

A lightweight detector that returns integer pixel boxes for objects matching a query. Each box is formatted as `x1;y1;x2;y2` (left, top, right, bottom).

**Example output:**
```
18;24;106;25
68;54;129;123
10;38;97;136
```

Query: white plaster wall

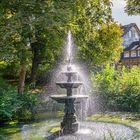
122;27;140;48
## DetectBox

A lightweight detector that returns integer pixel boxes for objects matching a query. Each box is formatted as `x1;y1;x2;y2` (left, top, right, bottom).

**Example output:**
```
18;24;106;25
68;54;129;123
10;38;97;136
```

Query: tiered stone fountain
50;31;88;134
50;59;88;134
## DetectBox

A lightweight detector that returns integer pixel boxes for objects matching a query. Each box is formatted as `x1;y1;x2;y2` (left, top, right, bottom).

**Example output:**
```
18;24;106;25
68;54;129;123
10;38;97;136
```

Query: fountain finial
67;65;72;72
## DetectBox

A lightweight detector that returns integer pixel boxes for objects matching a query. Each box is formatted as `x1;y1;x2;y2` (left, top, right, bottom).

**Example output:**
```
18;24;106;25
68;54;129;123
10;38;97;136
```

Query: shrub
92;65;140;112
16;93;38;121
0;77;38;122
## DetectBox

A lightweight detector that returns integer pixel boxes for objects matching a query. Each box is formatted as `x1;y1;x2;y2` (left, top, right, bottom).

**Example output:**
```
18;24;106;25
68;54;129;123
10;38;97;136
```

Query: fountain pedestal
51;94;88;134
61;99;78;134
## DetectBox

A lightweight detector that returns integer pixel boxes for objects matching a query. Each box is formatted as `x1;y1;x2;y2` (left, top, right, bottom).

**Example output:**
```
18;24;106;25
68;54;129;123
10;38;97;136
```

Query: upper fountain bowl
56;82;82;88
61;71;77;76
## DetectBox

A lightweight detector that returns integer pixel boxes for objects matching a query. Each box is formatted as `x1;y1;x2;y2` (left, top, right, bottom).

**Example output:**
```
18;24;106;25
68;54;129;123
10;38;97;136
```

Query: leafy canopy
125;0;140;15
0;0;123;70
71;0;123;65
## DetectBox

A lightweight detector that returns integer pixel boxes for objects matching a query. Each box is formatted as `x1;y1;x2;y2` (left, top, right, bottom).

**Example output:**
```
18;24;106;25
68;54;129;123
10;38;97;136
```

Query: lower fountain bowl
50;95;88;103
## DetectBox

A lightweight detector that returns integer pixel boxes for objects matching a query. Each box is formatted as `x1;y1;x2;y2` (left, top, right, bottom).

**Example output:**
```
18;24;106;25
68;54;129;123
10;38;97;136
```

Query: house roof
124;41;140;51
121;23;140;37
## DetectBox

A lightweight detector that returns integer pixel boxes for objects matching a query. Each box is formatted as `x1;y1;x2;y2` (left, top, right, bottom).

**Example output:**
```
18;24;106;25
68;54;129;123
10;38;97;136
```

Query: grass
0;119;60;140
0;112;63;140
0;124;21;140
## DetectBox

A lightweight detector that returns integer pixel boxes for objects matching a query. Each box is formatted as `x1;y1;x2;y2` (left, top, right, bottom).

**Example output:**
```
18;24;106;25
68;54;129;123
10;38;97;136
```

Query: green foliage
71;0;123;65
0;0;122;72
0;61;20;78
0;0;71;64
92;65;140;112
125;0;140;15
16;92;38;120
75;22;122;65
0;0;70;86
0;61;7;71
0;77;38;121
0;88;19;119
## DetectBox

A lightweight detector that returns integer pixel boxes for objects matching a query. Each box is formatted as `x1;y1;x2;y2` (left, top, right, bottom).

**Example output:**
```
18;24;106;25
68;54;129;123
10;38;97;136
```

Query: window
131;50;136;57
128;30;136;38
128;31;132;38
138;50;140;56
124;51;129;58
132;31;136;38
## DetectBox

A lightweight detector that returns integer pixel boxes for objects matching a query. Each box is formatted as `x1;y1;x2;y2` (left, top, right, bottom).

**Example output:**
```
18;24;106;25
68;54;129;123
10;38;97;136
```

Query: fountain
50;31;88;134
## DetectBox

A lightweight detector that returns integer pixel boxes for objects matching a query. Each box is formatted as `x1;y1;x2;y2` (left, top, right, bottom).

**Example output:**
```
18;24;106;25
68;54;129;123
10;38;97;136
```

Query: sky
112;0;140;28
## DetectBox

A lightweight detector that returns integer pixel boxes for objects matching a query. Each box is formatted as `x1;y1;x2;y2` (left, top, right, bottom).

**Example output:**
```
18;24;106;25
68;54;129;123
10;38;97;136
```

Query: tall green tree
72;0;123;65
125;0;140;15
0;0;73;92
0;0;123;93
0;1;31;93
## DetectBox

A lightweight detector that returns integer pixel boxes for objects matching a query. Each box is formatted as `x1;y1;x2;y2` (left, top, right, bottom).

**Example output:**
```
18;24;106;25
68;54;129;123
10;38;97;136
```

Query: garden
0;0;140;140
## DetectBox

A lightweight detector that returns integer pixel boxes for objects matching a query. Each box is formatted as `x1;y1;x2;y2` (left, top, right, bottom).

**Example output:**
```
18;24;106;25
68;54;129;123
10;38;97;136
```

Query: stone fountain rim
50;94;89;99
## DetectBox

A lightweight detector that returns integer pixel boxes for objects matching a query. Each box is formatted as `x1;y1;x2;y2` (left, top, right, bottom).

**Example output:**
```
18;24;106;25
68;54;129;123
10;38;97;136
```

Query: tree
0;1;31;94
72;0;123;65
125;0;140;15
0;0;123;92
0;0;72;92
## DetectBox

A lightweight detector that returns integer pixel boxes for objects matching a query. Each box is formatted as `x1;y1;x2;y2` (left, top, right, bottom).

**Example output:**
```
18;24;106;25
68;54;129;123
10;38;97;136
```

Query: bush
16;93;38;121
0;77;38;122
92;65;140;112
0;61;19;79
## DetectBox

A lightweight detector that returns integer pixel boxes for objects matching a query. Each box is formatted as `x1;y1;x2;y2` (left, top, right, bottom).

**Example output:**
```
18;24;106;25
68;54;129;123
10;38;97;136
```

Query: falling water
67;30;72;63
48;30;104;121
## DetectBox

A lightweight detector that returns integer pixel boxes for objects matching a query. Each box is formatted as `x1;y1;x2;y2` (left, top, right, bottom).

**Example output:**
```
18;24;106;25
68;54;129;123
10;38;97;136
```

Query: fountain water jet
50;31;88;134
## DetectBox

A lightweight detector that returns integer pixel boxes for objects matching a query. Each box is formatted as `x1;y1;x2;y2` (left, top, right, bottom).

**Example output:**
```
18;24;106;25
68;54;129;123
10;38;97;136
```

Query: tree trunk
30;42;41;87
30;53;39;87
18;64;26;94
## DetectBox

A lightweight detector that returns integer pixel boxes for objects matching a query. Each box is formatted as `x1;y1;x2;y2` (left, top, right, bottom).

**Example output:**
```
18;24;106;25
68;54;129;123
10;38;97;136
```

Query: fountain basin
62;71;77;75
56;82;82;88
52;121;135;140
50;95;88;103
